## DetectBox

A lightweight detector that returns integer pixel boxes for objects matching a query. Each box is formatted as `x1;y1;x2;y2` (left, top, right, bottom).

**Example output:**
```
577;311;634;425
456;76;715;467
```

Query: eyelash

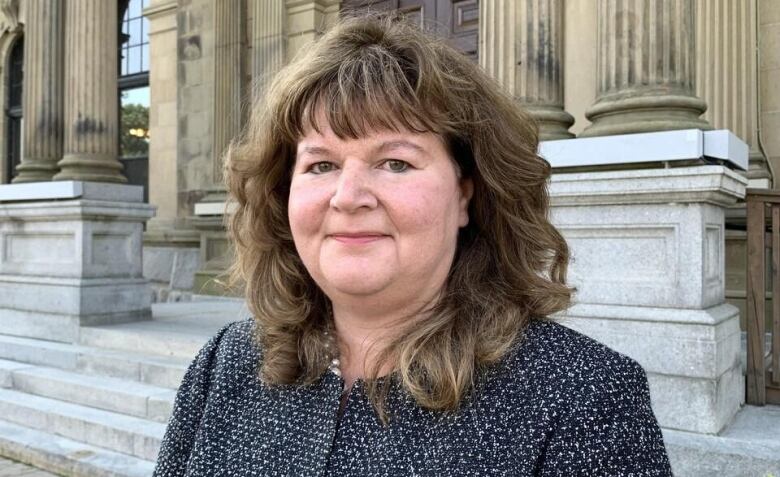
306;160;411;174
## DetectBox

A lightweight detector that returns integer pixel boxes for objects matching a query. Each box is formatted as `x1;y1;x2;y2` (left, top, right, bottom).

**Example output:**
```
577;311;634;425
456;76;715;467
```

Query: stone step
0;360;175;423
76;301;247;359
0;333;190;389
78;320;219;359
0;418;155;477
0;388;164;462
664;404;780;476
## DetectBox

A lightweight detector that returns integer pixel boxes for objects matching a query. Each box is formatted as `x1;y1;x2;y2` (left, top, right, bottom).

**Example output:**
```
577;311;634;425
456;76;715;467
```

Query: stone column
696;0;771;188
54;0;125;183
12;0;64;183
580;0;711;137
251;0;286;101
760;0;780;187
192;0;246;296
479;0;574;140
212;0;245;186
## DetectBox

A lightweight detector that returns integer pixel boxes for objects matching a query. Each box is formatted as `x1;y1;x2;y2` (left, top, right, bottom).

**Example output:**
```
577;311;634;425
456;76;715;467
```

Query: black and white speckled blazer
152;318;673;476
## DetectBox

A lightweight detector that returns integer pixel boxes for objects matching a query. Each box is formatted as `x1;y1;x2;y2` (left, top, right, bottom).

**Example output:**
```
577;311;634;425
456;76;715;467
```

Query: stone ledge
664;405;780;476
0;181;144;203
541;129;748;170
550;165;747;207
0;199;155;221
558;302;739;326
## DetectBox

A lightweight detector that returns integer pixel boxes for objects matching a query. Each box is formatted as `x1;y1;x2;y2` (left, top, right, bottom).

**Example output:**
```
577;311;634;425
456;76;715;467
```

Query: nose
329;165;377;212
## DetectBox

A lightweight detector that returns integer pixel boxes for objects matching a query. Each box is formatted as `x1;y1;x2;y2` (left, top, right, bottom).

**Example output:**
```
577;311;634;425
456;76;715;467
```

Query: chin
323;273;391;297
315;262;395;296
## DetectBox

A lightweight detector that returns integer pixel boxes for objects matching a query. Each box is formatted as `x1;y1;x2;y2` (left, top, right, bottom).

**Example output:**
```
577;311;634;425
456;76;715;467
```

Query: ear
458;177;474;227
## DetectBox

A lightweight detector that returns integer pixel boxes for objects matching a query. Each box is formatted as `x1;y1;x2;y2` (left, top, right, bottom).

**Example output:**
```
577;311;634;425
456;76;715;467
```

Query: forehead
296;116;446;156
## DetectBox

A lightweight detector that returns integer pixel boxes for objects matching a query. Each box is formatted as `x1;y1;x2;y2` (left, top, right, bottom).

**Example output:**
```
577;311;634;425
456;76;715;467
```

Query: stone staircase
0;299;248;477
1;298;778;476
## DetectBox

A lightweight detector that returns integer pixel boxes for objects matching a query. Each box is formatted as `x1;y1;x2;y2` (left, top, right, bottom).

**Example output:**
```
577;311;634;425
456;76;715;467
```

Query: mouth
328;233;389;244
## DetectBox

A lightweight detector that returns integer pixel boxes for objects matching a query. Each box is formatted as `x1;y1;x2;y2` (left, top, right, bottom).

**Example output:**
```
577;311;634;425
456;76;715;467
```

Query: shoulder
500;320;672;474
183;318;260;393
498;318;651;410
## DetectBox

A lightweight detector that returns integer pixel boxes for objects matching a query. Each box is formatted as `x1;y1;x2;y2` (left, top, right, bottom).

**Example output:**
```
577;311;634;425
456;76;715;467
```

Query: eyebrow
375;140;426;154
299;146;332;157
297;139;427;159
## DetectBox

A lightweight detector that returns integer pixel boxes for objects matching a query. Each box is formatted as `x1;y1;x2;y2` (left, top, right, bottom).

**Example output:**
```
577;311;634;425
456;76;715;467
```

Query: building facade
0;0;777;306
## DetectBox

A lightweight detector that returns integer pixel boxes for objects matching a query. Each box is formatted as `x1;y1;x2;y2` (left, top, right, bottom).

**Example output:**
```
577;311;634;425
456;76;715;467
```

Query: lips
329;232;389;244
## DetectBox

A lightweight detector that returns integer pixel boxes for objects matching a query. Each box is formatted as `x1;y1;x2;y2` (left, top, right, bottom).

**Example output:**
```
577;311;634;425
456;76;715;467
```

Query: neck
330;292;440;388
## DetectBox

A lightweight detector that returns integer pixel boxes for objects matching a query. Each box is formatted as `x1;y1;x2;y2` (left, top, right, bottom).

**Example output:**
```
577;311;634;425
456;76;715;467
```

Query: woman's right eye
308;162;336;174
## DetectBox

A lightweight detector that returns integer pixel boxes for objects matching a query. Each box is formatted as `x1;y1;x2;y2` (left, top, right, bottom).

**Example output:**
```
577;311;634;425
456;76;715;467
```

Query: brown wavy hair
224;14;573;423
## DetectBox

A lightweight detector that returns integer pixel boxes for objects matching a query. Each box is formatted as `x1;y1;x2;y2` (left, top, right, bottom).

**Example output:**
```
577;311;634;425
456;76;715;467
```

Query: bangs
278;42;451;142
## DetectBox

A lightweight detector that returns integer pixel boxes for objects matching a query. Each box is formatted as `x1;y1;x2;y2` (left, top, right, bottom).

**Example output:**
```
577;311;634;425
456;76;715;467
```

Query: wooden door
341;0;479;61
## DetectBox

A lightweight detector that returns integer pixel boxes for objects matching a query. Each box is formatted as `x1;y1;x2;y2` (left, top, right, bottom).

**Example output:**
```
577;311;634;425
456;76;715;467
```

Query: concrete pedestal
0;181;155;343
546;147;747;434
143;224;200;303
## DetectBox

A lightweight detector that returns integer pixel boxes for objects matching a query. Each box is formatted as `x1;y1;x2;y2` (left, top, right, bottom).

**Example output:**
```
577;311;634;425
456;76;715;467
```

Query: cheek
391;180;461;236
288;182;328;236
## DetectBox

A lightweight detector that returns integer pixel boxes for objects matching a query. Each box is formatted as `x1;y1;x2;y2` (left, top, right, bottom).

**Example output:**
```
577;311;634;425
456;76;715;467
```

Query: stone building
0;0;779;475
0;0;776;303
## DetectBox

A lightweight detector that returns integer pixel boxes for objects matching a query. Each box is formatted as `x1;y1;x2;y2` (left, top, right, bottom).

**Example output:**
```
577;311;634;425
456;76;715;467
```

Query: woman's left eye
381;159;410;173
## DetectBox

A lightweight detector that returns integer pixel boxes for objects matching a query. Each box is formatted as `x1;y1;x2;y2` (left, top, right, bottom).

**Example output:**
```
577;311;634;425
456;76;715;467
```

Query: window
120;0;150;77
5;36;23;183
118;0;150;200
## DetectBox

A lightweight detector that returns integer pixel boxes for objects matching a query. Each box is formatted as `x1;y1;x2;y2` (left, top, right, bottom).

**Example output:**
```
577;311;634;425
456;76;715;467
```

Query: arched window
5;36;23;183
118;0;150;199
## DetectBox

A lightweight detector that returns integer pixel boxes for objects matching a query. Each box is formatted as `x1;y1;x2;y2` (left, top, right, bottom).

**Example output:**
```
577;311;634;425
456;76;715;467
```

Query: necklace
323;328;342;377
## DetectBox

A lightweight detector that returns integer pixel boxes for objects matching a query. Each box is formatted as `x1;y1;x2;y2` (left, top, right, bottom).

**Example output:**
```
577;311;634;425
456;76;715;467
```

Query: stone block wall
176;0;215;216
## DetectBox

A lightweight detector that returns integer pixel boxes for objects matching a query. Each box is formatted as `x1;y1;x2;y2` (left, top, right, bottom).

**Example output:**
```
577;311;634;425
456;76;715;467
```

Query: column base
523;104;575;141
746;150;773;189
11;159;59;183
0;279;152;343
0;181;154;343
557;302;744;434
580;93;711;138
54;153;127;183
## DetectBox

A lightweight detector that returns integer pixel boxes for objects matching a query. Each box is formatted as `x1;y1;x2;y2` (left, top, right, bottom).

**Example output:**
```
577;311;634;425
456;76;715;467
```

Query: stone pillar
142;0;201;303
580;0;711;137
12;0;64;183
54;0;126;183
251;0;286;101
695;0;771;189
146;0;179;230
760;0;780;188
479;0;574;140
212;0;245;187
192;0;246;296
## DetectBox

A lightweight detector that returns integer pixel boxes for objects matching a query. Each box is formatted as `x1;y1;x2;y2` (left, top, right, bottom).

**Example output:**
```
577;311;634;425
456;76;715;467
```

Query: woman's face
289;119;473;309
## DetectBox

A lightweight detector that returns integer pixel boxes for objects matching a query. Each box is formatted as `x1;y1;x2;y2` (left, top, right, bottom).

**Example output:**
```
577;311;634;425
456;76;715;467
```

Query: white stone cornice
550;165;747;207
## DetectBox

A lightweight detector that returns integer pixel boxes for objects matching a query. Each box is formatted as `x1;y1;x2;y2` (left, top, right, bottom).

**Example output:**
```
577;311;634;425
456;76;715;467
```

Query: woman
153;15;672;477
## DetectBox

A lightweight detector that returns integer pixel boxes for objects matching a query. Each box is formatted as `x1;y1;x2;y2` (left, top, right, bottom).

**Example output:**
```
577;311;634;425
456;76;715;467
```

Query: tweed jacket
152;317;673;476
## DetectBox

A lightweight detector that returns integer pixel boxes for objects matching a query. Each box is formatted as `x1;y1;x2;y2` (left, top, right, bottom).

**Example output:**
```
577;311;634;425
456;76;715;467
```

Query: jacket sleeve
537;358;674;476
152;322;235;477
